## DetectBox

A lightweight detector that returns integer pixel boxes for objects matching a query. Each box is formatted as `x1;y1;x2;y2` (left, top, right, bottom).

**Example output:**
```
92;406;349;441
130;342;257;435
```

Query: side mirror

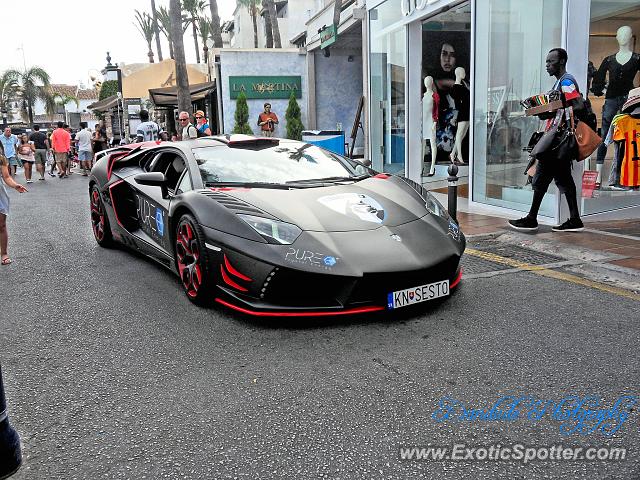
134;172;168;198
357;158;372;167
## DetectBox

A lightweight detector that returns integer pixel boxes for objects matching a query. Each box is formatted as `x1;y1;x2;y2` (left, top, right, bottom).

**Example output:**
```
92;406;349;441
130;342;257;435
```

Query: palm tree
238;0;260;48
0;72;19;125
52;93;79;115
182;0;207;63
170;0;191;113
263;0;281;48
4;67;55;126
197;16;211;64
135;10;156;63
209;0;223;48
151;0;164;62
262;0;273;48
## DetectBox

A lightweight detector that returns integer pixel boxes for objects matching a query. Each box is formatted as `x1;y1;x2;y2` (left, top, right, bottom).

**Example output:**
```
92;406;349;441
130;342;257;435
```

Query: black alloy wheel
90;185;113;247
175;214;211;304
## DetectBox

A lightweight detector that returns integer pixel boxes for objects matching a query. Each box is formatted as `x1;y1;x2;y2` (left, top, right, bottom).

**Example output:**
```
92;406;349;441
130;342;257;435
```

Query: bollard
447;163;459;223
0;365;22;479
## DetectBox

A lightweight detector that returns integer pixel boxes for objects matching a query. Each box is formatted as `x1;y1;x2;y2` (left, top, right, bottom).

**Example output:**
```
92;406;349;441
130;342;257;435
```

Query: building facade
365;0;640;222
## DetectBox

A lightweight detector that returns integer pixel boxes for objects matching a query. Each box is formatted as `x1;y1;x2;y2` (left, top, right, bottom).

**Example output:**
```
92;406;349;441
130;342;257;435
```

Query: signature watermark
399;444;627;464
431;395;637;436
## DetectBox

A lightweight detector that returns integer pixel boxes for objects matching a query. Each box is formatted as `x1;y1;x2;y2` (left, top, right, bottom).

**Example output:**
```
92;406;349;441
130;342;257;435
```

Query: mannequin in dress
450;67;470;164
422;76;438;176
591;25;640;185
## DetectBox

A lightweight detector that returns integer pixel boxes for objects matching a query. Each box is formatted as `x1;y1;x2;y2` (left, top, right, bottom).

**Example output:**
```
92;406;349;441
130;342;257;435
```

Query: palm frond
134;10;155;43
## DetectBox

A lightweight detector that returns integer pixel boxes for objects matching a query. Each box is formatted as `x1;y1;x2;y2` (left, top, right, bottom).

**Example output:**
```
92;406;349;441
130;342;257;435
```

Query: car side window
176;170;193;195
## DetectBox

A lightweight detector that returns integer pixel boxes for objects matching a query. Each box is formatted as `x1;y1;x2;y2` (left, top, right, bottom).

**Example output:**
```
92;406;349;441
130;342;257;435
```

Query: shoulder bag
575;119;602;161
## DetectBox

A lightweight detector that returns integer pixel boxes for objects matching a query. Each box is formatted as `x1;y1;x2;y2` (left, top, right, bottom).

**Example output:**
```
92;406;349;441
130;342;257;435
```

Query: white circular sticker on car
318;193;386;224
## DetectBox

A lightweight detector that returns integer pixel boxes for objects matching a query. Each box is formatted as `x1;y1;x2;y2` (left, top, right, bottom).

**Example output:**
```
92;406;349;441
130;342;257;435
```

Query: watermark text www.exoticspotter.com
399;444;627;464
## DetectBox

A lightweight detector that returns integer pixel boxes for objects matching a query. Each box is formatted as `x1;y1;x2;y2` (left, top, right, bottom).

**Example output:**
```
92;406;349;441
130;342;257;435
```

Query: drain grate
468;241;564;265
461;255;512;274
462;240;567;275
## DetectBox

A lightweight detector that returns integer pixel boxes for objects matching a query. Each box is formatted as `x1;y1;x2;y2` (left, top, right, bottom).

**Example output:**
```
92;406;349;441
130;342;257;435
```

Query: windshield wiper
286;174;371;184
204;181;312;189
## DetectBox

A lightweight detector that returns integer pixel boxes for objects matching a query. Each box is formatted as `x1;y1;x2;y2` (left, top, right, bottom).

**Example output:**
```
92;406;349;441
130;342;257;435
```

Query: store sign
229;76;302;100
320;24;337;49
401;0;442;17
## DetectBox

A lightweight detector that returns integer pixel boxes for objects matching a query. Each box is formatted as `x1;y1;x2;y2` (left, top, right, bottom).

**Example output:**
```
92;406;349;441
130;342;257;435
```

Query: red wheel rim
176;221;202;298
90;188;105;241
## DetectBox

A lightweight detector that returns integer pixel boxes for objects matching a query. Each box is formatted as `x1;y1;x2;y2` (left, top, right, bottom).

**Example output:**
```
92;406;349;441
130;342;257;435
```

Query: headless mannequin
450;67;470;164
592;25;640;184
422;76;437;176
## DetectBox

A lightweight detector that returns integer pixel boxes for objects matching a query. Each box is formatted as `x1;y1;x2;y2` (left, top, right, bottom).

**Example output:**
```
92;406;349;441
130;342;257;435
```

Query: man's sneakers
552;217;584;232
508;216;538;231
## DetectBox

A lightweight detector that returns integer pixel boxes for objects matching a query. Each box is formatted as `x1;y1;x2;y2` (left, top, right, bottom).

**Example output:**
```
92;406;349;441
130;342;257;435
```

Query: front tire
90;184;113;247
175;214;211;305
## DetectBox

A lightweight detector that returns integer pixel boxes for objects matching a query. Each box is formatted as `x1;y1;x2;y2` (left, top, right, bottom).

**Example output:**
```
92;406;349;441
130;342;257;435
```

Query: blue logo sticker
155;209;164;236
323;256;337;267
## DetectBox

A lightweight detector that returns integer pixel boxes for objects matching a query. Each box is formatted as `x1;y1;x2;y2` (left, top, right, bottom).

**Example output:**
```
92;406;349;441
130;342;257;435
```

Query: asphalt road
1;171;638;479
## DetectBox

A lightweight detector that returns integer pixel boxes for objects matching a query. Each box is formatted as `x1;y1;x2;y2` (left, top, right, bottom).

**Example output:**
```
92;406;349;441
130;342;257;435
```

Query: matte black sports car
89;135;465;316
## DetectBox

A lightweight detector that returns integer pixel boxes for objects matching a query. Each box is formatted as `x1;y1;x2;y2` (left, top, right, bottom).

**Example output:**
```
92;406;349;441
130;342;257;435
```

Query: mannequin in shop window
450;67;470;165
591;25;640;186
422;76;439;177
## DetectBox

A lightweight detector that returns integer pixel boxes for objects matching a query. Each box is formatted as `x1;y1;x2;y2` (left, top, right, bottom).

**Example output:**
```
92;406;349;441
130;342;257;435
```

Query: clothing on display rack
612;114;640;187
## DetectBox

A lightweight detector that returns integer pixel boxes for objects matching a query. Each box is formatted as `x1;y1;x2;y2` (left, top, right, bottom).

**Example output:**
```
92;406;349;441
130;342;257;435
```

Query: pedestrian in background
135;110;160;142
29;124;49;181
0;128;19;177
194;110;212;137
0;143;28;266
75;122;93;175
257;103;278;137
16;134;35;184
92;122;107;155
177;111;197;140
51;121;71;178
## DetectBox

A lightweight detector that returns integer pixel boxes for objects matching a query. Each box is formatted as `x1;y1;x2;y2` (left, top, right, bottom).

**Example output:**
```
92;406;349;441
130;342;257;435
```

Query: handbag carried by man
530;108;578;163
575;119;602;161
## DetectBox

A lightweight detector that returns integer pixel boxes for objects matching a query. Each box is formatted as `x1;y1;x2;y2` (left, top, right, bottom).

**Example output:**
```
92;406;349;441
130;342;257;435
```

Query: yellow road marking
465;248;640;302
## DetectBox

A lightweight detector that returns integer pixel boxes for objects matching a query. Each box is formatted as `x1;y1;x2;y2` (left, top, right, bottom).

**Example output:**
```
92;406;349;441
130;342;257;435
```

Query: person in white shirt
136;110;160;142
75;122;93;176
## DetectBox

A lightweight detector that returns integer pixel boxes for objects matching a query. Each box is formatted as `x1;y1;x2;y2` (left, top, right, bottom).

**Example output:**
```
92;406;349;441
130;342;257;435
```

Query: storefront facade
366;0;640;222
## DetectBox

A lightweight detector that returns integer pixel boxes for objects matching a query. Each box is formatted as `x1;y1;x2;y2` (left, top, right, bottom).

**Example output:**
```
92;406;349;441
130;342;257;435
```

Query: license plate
387;280;449;310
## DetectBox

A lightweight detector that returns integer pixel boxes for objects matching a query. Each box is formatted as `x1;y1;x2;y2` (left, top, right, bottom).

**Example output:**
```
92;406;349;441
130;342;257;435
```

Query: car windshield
192;143;369;185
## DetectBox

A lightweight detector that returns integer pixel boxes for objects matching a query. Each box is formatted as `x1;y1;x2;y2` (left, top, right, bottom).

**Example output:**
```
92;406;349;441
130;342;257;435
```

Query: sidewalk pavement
457;212;640;275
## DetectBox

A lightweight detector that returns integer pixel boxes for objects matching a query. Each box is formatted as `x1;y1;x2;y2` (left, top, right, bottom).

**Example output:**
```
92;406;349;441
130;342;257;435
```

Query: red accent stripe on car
106;151;132;181
224;255;252;281
107;180;125;229
215;298;385;317
220;266;249;292
450;268;463;289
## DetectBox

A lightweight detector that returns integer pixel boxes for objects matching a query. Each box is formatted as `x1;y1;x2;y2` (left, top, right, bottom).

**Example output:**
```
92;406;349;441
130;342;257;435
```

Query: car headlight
238;214;302;244
425;191;450;220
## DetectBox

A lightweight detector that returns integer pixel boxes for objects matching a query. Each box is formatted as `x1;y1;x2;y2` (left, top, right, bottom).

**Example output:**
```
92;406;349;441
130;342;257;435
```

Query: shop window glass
473;0;562;217
583;0;640;214
421;4;471;185
369;0;406;174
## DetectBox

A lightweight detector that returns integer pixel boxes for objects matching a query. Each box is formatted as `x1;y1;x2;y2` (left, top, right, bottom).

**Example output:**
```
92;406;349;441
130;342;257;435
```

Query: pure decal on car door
136;193;169;250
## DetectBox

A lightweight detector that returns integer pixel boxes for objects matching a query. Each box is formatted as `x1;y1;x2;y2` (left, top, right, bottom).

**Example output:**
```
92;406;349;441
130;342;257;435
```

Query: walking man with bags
509;48;585;233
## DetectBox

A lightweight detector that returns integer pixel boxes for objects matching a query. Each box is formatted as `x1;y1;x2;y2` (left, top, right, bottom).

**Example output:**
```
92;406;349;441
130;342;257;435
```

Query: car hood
218;176;431;232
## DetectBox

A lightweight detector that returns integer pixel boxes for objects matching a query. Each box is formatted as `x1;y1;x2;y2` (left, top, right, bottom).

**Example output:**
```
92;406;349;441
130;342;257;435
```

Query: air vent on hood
199;190;265;215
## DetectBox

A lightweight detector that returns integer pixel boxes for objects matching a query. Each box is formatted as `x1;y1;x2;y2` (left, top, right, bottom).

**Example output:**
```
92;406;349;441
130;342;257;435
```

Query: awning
149;81;216;107
87;94;119;112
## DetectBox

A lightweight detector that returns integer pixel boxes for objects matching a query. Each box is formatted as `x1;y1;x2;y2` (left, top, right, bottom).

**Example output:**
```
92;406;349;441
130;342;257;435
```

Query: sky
0;0;236;87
